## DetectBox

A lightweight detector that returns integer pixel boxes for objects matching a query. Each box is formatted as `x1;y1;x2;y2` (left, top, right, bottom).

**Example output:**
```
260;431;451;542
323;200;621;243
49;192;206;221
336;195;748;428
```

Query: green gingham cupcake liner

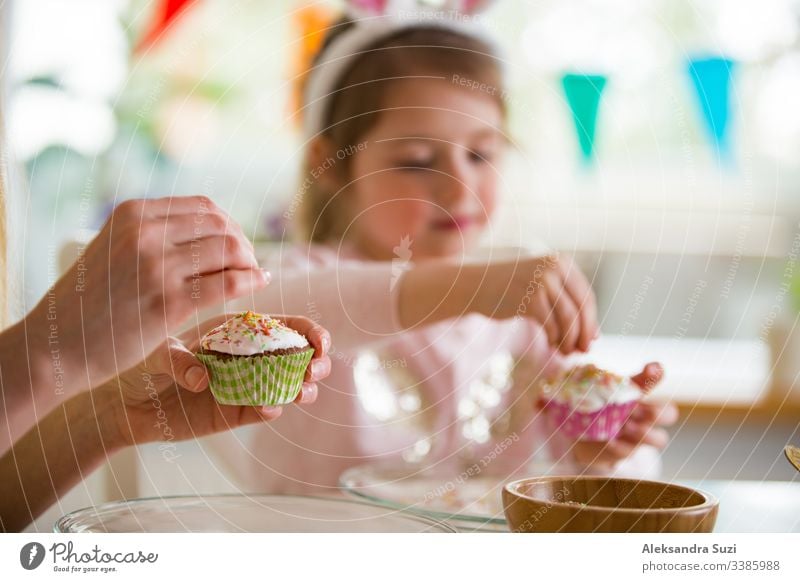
196;348;314;406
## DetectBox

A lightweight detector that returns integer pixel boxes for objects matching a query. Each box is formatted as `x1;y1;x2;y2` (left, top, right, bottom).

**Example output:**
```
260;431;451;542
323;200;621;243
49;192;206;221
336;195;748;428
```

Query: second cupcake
537;364;650;441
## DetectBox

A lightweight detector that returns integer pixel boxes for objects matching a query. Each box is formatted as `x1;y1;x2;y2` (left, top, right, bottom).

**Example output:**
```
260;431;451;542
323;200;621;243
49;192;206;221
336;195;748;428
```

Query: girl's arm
243;261;405;351
399;254;597;356
245;252;596;354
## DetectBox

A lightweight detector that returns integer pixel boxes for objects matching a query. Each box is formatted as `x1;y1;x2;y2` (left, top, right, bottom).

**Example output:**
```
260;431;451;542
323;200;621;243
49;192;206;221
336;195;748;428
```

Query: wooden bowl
503;476;718;533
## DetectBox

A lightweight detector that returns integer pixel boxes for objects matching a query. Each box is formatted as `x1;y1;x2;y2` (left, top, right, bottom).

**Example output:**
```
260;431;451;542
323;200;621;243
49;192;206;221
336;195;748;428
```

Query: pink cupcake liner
541;400;638;441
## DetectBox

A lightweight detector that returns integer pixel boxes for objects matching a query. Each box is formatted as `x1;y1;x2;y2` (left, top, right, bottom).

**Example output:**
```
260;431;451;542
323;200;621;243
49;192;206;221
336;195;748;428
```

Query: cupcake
537;364;650;441
195;311;314;406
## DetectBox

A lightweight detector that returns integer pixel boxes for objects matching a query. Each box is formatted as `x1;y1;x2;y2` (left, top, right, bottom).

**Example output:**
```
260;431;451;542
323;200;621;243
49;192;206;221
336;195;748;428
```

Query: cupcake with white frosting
195;311;314;406
538;364;650;441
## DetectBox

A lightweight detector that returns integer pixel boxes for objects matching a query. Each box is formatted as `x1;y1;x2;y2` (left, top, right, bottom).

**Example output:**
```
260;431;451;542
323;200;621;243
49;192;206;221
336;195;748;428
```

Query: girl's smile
431;214;479;232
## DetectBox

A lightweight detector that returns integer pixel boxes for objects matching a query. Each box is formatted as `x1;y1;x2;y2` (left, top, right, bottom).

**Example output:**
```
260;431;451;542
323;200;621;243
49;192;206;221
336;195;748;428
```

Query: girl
221;4;676;495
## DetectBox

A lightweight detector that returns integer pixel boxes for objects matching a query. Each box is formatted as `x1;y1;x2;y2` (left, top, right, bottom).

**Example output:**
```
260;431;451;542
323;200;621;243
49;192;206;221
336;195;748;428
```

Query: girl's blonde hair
297;20;505;243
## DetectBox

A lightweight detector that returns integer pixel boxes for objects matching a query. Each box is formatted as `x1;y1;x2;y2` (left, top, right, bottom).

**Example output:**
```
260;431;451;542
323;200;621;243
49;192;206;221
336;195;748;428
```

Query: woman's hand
569;363;678;468
0;314;330;532
25;196;268;396
101;314;331;448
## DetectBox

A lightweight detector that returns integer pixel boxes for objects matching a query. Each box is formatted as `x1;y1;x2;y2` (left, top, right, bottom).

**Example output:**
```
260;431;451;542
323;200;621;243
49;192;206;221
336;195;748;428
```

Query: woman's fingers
111;197;227;235
222;387;313;430
236;402;285;424
170;235;259;276
295;383;318;404
187;268;269;308
142;211;253;250
131;195;219;219
232;405;283;426
257;406;283;421
147;195;219;217
307;357;331;382
275;316;331;357
271;315;332;382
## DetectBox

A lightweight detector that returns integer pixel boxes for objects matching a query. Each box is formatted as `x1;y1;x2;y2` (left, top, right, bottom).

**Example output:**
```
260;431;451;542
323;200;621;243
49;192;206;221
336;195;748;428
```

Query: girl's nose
436;154;474;207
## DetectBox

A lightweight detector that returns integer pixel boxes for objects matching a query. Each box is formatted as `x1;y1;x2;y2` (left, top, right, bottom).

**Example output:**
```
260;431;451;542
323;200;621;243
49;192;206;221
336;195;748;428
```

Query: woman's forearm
0;313;58;451
0;389;123;532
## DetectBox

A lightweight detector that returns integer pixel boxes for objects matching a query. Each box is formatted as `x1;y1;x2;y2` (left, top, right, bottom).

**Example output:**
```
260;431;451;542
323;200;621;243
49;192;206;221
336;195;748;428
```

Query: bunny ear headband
302;0;502;139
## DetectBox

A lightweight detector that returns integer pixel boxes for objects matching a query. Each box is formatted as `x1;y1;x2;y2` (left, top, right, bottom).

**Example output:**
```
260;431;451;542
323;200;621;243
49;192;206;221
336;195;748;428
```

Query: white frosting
200;311;309;356
539;364;642;413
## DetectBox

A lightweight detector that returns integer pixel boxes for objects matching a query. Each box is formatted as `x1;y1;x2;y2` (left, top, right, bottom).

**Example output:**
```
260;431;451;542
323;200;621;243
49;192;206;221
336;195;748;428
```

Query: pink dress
213;244;660;494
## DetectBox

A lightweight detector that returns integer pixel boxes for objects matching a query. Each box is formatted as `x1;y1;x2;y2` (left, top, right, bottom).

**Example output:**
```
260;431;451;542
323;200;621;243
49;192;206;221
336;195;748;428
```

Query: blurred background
4;0;800;528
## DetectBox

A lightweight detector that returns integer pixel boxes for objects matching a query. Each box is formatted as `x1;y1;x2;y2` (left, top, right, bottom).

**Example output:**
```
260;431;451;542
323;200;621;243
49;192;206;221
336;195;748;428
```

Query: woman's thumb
164;337;209;392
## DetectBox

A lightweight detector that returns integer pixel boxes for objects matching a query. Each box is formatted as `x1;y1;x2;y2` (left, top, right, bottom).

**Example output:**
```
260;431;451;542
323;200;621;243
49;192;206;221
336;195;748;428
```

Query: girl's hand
397;253;596;355
477;254;598;354
102;314;331;447
26;196;268;396
569;363;678;468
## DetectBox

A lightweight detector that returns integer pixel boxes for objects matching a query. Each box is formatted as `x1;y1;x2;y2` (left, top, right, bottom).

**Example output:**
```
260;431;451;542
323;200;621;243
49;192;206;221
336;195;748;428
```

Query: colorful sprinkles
200;311;290;351
539;363;639;400
558;364;624;389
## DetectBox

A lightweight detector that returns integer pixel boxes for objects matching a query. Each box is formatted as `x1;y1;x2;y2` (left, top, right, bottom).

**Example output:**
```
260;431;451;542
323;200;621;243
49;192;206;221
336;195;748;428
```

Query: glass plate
339;462;510;532
54;494;456;533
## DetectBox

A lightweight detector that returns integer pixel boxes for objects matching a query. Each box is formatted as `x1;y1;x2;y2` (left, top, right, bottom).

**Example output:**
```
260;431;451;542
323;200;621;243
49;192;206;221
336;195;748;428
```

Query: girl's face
344;78;505;260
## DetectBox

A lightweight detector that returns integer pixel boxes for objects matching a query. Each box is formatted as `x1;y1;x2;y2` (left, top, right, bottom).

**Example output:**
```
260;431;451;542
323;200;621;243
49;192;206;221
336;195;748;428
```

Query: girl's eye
469;150;493;163
395;159;434;170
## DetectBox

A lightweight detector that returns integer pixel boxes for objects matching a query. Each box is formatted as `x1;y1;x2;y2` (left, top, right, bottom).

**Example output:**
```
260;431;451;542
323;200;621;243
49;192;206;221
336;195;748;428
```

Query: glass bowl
55;494;456;533
339;462;510;532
